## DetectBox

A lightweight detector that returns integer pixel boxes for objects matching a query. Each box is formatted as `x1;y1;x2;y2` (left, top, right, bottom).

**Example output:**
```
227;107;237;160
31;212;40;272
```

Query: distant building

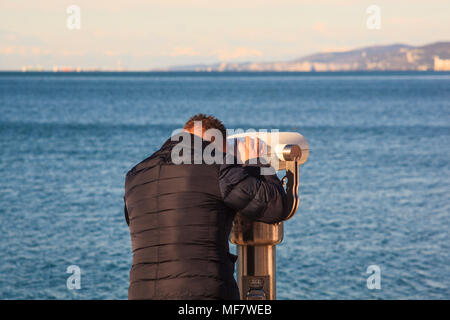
21;65;44;72
434;56;450;71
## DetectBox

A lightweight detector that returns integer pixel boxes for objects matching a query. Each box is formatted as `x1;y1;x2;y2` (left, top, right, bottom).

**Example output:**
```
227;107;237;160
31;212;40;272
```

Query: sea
0;71;449;299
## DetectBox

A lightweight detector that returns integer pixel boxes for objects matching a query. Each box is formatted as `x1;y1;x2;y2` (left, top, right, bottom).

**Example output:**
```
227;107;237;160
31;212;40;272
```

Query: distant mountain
163;42;450;72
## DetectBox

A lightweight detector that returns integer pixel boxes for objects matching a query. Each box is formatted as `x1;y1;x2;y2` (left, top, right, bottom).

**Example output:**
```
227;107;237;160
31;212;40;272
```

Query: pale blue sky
1;0;449;70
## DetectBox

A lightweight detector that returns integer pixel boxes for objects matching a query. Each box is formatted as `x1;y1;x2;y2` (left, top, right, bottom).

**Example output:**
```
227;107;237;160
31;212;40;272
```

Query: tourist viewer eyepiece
228;131;309;300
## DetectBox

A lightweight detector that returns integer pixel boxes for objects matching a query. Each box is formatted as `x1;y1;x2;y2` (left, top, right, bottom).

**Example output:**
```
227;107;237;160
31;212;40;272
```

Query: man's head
183;113;227;152
183;114;226;139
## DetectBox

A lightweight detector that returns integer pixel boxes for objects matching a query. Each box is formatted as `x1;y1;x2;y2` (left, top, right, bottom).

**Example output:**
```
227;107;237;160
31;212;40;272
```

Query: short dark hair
184;114;226;138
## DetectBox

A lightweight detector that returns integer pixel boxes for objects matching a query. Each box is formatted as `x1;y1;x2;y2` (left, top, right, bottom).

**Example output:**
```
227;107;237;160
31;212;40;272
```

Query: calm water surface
0;72;449;299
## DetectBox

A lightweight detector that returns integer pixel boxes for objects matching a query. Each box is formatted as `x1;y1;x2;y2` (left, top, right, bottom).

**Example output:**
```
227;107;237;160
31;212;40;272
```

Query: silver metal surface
230;216;283;246
284;159;300;220
282;144;302;161
230;216;283;300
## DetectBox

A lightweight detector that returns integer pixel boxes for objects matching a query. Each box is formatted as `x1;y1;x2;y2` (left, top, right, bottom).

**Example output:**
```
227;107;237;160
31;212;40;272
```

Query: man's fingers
237;140;246;163
255;138;259;157
235;137;266;163
245;136;250;162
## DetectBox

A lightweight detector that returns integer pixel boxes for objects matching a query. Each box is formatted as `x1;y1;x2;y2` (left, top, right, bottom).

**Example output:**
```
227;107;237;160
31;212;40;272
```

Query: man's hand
237;136;266;164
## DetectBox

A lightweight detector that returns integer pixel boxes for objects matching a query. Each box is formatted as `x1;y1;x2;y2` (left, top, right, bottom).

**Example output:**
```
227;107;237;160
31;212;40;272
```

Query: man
123;114;288;300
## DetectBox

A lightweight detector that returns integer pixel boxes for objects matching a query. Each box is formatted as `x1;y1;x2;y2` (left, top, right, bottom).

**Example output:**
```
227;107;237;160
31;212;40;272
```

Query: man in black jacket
123;114;288;300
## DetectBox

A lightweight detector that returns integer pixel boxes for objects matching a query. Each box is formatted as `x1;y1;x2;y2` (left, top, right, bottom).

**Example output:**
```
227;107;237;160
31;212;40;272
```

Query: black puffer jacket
124;133;288;300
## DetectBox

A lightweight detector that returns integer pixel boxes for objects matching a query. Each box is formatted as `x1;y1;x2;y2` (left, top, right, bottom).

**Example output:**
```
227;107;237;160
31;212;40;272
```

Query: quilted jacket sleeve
218;163;288;223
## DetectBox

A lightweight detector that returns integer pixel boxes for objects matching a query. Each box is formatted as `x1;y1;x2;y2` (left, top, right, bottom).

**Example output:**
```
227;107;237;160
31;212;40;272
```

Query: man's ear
183;127;194;134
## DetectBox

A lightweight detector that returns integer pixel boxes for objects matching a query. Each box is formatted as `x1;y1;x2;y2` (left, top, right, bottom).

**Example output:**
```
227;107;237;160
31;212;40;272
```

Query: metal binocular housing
227;132;309;300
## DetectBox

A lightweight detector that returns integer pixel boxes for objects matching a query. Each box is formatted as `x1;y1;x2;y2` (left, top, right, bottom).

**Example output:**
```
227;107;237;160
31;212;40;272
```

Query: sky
0;0;449;70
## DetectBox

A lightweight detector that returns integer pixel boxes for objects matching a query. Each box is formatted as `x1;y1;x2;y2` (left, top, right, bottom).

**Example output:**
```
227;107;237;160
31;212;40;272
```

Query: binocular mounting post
230;144;302;300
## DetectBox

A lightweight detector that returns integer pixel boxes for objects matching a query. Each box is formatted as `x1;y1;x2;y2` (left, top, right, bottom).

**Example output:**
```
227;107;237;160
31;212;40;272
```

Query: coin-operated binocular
227;131;309;300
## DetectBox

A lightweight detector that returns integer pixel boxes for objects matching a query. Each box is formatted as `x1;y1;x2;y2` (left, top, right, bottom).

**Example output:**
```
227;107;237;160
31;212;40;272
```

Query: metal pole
230;218;283;300
230;146;301;300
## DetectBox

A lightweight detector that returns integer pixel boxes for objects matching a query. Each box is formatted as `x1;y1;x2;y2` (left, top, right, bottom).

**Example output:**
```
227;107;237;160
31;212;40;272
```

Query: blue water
0;72;449;299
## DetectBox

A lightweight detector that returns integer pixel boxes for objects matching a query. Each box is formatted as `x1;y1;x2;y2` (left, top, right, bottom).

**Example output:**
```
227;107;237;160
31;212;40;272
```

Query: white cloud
169;47;199;57
312;22;335;36
214;47;263;60
0;45;51;56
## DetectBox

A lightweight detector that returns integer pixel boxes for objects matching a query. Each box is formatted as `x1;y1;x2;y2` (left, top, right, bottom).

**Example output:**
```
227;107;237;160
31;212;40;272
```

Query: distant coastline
3;70;450;75
160;41;450;72
10;41;450;73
